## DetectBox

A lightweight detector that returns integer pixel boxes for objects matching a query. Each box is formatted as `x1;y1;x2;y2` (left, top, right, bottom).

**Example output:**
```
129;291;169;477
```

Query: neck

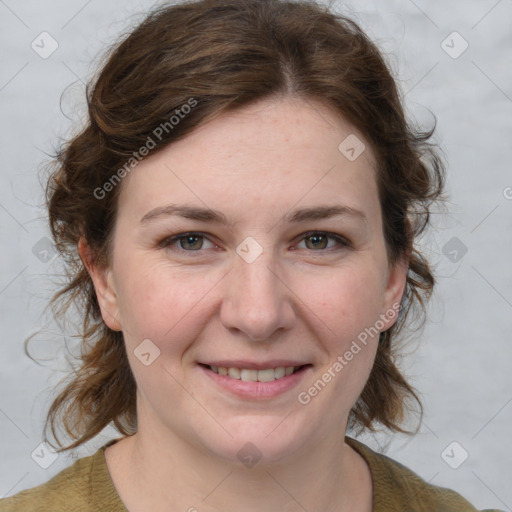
106;420;371;512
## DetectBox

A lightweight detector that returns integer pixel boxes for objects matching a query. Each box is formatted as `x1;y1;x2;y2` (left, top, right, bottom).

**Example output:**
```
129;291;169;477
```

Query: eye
295;231;350;252
159;230;350;255
159;232;215;252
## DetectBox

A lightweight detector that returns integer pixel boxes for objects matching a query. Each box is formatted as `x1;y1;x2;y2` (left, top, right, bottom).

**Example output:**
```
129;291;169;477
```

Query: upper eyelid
161;231;350;250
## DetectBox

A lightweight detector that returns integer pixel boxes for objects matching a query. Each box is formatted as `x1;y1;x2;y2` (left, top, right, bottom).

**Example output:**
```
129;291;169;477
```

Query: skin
80;96;409;512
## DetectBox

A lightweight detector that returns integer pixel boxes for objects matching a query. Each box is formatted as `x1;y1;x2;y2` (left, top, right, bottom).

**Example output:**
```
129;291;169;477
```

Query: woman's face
87;97;408;464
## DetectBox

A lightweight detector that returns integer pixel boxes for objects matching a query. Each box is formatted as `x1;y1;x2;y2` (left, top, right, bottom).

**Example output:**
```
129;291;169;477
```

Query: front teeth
210;365;297;381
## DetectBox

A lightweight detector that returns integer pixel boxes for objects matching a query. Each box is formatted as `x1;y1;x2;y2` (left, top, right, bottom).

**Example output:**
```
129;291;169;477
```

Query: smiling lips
201;360;310;382
209;365;298;382
200;362;312;399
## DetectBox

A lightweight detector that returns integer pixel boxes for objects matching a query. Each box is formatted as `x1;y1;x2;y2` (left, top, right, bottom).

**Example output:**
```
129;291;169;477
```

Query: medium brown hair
37;0;446;451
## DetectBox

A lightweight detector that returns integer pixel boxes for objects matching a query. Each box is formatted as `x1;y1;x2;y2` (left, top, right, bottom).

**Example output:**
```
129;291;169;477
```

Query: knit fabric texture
0;436;503;512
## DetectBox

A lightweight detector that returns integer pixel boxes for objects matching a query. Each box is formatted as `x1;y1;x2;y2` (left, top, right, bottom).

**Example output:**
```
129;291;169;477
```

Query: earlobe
78;237;122;331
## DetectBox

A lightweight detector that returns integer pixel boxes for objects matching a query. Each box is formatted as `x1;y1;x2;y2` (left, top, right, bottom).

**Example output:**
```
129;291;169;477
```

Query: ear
380;214;413;331
78;237;122;331
380;248;410;332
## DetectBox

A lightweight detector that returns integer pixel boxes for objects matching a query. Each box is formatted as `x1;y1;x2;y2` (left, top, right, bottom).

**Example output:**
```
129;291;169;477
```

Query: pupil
308;234;326;249
182;235;201;250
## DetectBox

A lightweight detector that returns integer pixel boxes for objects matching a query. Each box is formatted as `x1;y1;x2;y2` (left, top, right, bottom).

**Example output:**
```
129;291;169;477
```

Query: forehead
116;97;380;229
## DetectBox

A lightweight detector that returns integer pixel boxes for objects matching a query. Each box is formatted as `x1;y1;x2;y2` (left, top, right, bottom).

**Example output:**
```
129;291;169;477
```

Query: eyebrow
140;203;367;226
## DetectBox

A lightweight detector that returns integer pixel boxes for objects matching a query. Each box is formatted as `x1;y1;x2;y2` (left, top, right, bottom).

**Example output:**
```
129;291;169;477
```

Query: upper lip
200;360;311;370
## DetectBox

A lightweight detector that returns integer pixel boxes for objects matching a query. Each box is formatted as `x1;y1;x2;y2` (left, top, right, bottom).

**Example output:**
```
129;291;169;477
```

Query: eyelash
158;231;351;255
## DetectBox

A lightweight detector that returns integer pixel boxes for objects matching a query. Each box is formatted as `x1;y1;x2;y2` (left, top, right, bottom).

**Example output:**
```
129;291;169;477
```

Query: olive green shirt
0;437;503;511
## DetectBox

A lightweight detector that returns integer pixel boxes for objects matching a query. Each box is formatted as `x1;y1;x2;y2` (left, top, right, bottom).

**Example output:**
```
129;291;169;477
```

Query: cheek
297;266;383;391
114;260;219;349
114;247;386;361
300;265;385;340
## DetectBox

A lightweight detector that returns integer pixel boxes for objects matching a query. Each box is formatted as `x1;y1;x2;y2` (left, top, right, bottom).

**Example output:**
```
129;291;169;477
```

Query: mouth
198;362;313;400
199;363;310;382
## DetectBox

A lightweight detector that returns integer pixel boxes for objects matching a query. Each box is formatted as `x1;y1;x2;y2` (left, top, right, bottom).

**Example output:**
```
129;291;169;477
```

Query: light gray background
0;0;511;509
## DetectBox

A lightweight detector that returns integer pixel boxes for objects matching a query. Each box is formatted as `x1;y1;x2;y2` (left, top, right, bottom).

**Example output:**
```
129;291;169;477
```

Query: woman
0;0;503;510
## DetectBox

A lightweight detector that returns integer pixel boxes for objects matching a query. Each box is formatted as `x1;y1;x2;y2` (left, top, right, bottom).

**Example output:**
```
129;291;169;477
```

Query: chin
198;414;316;467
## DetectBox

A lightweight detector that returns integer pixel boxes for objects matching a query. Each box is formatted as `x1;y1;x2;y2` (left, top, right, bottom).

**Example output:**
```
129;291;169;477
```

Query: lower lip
199;365;312;400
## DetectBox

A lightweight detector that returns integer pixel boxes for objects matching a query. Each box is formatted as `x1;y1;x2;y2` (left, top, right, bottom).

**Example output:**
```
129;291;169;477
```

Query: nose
219;247;296;342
